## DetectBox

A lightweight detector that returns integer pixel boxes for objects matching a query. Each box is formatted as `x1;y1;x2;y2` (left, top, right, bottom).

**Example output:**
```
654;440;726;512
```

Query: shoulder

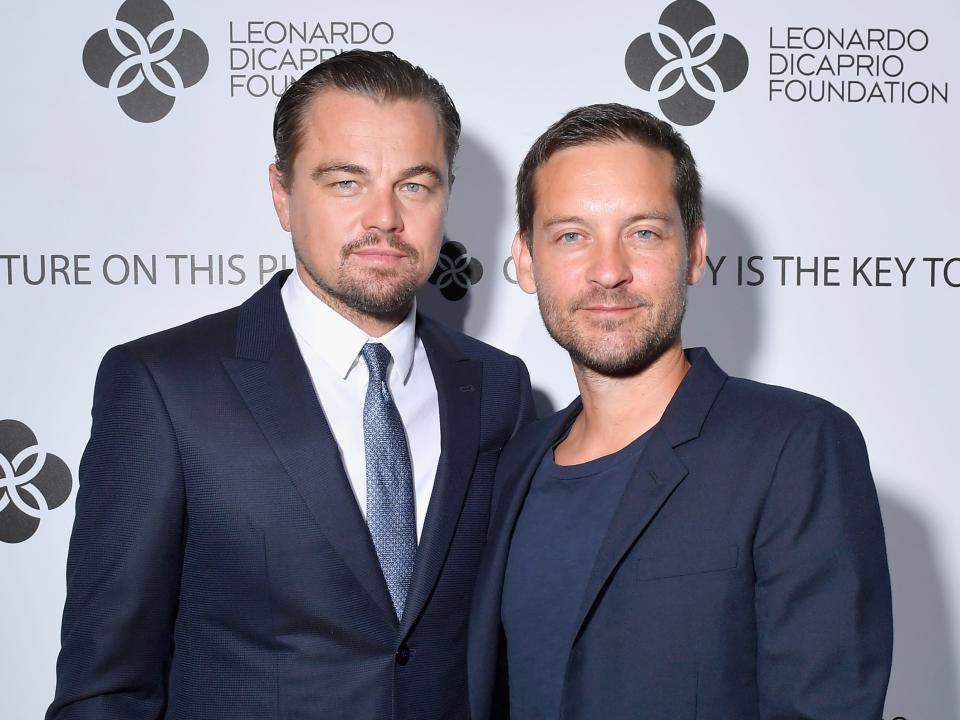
100;305;240;378
418;316;536;439
716;375;860;433
512;406;568;442
717;377;846;419
418;315;527;369
114;269;289;365
128;305;238;358
498;404;570;463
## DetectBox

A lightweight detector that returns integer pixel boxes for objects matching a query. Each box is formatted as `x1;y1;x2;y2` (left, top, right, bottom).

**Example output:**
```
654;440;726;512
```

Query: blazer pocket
636;544;739;582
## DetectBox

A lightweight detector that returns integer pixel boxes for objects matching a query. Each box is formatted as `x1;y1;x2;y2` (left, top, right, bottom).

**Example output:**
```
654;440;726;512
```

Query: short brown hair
273;50;461;187
516;103;702;243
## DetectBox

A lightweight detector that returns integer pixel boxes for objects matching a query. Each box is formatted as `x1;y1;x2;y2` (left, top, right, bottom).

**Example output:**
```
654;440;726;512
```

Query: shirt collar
281;268;418;384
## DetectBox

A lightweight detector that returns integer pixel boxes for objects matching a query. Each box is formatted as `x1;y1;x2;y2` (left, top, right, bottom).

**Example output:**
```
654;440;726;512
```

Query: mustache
341;232;420;261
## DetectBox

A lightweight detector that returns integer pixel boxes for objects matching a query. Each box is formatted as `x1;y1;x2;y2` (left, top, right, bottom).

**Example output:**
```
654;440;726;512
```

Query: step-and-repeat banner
2;0;957;717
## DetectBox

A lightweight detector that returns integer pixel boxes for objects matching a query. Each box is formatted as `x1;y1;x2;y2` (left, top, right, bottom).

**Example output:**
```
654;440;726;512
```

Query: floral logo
428;240;483;301
625;0;748;125
0;420;73;543
83;0;209;123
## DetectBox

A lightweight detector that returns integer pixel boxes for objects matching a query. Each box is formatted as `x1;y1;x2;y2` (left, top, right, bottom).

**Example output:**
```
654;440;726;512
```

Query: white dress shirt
281;269;441;540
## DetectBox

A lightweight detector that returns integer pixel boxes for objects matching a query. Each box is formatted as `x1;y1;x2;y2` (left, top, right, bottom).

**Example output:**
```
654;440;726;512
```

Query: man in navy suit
468;104;892;720
48;50;534;720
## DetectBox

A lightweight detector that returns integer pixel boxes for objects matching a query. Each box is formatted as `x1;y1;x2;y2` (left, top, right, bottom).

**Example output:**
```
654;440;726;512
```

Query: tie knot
361;342;393;382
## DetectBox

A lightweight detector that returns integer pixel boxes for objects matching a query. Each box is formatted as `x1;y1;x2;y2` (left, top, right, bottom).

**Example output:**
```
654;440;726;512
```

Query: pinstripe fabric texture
361;343;416;619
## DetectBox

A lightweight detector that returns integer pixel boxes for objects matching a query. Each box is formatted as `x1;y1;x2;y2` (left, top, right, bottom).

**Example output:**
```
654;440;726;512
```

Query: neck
296;265;409;338
556;340;688;465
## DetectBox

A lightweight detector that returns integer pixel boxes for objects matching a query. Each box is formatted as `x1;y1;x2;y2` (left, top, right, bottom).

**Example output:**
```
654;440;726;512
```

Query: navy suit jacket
468;348;892;720
49;270;535;720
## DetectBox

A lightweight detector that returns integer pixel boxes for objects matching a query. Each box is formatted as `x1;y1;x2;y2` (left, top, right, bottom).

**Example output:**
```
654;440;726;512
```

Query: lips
347;247;412;271
581;304;638;312
351;247;408;259
575;290;649;313
577;300;648;315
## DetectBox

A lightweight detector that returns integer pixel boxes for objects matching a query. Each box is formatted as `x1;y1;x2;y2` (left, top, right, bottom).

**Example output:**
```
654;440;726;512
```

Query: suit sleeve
47;345;185;720
512;356;537;433
753;404;893;719
483;357;536;531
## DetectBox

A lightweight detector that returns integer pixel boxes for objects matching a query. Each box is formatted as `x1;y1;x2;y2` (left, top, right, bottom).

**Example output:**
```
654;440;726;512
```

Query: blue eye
335;180;356;190
560;232;581;243
635;229;655;240
403;183;424;193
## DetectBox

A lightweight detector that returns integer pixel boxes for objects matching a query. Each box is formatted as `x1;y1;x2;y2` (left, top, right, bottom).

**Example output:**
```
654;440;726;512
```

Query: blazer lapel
490;401;580;552
221;271;398;627
398;316;481;635
570;427;688;640
480;399;581;620
569;347;729;642
468;403;579;720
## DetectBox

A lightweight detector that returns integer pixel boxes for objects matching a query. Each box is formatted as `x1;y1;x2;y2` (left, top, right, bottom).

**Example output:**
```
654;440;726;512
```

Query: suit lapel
490;401;580;555
468;403;578;720
222;271;398;627
570;427;688;639
570;347;729;642
398;316;481;635
486;401;578;602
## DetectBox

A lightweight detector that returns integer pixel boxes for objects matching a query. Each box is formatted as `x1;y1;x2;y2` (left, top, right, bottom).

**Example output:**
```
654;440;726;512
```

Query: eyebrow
309;162;445;186
622;212;673;225
542;215;586;228
310;162;369;182
542;212;674;228
396;164;445;186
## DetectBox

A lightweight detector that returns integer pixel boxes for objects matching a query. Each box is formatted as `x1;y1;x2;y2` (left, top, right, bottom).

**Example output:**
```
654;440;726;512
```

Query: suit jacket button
396;643;411;666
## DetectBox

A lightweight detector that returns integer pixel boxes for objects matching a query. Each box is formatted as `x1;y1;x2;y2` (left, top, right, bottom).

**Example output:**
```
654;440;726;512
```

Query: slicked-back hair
516;103;703;245
272;50;461;188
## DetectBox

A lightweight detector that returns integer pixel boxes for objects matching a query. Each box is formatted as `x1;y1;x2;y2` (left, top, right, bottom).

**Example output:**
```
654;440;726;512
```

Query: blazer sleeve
753;404;893;719
512;356;537;432
47;345;185;720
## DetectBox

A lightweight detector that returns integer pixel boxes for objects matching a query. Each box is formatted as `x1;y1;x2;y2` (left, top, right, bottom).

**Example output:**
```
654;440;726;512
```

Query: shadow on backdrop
417;133;505;335
683;197;762;378
532;388;557;419
878;489;959;720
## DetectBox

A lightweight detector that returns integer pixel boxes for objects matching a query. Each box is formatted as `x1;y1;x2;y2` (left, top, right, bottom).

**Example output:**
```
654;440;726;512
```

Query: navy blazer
468;348;892;720
49;270;535;720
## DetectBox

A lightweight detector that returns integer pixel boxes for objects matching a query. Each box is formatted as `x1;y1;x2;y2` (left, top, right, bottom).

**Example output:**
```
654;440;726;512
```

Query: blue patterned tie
361;342;417;619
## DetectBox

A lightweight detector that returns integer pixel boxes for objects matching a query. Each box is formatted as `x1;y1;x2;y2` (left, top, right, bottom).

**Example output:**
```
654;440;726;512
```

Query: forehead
295;88;445;168
533;140;678;221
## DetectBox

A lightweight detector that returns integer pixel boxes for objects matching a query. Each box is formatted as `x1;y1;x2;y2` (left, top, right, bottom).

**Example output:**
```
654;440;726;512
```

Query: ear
512;231;537;294
268;164;291;232
686;224;708;285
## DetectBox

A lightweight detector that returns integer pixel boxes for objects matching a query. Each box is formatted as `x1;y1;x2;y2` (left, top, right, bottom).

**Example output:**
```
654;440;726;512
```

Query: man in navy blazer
48;51;533;720
468;104;892;719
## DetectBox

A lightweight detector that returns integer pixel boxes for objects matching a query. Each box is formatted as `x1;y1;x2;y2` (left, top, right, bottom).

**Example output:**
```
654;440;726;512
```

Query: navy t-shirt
501;429;651;720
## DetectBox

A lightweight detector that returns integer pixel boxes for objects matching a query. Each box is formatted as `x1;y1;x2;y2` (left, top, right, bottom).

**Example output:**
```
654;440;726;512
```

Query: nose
361;186;404;235
586;238;633;289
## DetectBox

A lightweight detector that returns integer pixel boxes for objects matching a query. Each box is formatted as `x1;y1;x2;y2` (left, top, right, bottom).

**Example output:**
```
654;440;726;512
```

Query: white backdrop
2;1;957;718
